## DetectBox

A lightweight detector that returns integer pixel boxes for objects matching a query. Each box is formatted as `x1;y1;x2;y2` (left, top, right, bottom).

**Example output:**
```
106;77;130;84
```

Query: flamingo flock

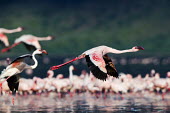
0;26;168;102
1;65;170;99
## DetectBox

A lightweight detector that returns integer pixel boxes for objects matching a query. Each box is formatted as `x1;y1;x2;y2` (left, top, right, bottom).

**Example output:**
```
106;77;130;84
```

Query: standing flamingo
0;49;48;94
0;27;23;48
51;45;144;81
1;34;54;53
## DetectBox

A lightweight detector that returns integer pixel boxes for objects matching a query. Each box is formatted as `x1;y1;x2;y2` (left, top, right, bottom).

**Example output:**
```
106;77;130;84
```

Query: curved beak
41;50;48;54
49;36;56;40
20;27;25;31
73;67;76;71
135;46;144;50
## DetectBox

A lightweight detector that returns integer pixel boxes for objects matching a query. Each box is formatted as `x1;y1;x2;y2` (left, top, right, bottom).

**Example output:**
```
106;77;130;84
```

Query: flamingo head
34;49;48;55
56;74;64;79
47;70;54;78
17;27;24;32
132;46;144;52
47;36;56;40
69;65;76;71
49;36;56;40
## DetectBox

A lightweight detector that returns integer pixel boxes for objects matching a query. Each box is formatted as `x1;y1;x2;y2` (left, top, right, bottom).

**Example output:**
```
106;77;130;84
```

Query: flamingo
17;78;34;95
68;65;84;94
32;77;46;94
52;65;77;97
50;45;144;81
0;49;48;94
69;65;80;82
0;27;23;48
1;34;54;53
153;73;168;100
43;70;56;92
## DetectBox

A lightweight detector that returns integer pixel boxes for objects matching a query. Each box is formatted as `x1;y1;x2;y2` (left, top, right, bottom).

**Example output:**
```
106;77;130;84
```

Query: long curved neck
30;52;38;69
106;47;134;54
37;37;50;41
69;68;73;82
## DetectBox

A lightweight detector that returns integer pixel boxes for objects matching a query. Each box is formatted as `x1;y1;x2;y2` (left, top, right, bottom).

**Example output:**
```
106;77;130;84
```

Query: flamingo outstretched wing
85;52;108;81
7;74;20;94
10;54;32;64
0;68;19;79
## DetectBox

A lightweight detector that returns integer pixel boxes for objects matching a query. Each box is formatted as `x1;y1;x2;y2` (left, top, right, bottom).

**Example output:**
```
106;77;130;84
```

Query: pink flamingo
1;34;54;53
153;73;168;100
18;78;34;95
32;77;46;94
51;45;144;81
43;70;56;92
0;27;23;48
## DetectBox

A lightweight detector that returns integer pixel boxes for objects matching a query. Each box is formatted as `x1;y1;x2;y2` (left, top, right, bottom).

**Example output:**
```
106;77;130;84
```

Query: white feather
0;67;19;79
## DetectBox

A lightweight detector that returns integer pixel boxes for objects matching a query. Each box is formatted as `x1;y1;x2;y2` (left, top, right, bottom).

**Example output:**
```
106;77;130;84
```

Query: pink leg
119;93;124;100
95;92;100;98
1;42;21;53
58;92;61;98
50;56;84;70
7;91;15;105
12;97;15;105
162;93;166;100
103;91;107;99
69;92;74;97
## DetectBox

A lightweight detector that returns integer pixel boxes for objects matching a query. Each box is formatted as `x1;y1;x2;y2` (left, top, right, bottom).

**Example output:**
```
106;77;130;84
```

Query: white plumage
0;49;48;94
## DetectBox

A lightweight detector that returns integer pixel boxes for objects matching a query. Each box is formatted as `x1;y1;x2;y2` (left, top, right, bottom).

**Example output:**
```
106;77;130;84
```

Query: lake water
0;92;170;113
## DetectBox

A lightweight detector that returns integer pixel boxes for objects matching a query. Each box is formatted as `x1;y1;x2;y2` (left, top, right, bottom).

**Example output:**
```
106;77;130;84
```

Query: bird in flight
0;49;48;94
50;45;144;81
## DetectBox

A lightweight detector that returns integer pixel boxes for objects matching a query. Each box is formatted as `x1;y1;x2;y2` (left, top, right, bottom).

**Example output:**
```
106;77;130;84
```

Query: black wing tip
10;54;32;64
7;75;20;95
90;66;108;81
103;54;119;79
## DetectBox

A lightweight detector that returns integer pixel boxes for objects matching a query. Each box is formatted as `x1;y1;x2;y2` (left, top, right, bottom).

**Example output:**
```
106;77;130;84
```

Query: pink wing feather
89;52;107;73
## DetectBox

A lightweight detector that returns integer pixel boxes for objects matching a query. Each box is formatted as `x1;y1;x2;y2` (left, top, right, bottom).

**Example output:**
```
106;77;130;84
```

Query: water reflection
1;92;170;112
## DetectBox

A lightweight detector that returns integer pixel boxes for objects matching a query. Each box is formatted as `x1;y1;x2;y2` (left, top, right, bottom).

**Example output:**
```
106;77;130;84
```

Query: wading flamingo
51;45;144;81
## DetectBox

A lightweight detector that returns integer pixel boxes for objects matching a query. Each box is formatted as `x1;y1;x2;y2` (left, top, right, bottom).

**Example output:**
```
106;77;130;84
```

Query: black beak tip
20;27;25;30
49;36;56;40
136;46;144;50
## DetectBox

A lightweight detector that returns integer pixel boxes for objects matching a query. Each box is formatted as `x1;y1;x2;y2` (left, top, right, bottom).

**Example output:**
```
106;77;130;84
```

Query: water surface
0;92;170;113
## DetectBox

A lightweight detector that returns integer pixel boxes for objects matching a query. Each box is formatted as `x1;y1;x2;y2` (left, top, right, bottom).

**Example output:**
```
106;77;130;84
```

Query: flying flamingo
0;49;48;94
1;34;54;53
0;27;23;48
50;45;144;81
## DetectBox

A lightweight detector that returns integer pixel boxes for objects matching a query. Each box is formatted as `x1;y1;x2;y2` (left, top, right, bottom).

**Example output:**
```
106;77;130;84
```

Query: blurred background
0;0;170;78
